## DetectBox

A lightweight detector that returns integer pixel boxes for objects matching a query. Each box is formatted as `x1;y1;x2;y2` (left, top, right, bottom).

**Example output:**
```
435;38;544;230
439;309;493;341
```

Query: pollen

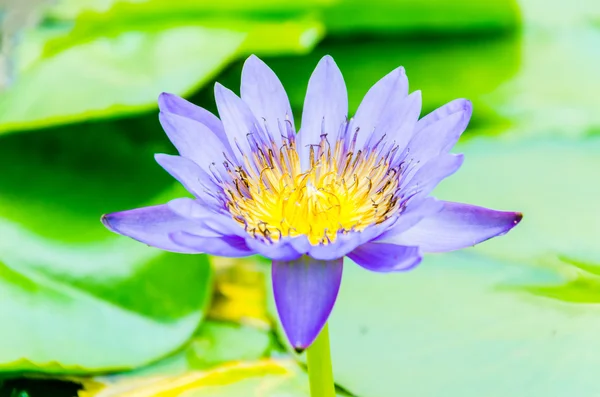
221;126;404;245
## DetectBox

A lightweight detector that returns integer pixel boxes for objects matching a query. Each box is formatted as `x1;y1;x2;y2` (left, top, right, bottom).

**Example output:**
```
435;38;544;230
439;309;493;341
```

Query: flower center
221;130;404;245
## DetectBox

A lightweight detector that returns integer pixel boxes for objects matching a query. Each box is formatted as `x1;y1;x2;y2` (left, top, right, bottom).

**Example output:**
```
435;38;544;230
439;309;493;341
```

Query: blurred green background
1;0;600;396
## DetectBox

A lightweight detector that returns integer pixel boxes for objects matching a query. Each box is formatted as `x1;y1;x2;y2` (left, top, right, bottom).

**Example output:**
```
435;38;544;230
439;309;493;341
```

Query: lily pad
436;136;600;262
323;0;520;35
483;10;600;139
47;0;334;21
0;25;244;135
113;320;273;377
0;119;212;372
0;255;209;373
323;252;600;397
184;322;272;370
77;359;338;397
0;0;328;134
43;3;326;59
0;319;273;395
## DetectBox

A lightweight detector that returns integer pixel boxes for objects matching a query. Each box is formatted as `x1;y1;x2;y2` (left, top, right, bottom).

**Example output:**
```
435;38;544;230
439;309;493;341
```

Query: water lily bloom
102;55;522;350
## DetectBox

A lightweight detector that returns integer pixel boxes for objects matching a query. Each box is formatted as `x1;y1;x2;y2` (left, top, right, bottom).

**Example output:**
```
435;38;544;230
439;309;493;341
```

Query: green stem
306;322;336;397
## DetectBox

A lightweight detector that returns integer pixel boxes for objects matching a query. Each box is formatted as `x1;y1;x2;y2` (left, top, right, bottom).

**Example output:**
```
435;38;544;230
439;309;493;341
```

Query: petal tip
316;54;340;72
245;53;262;64
214;81;225;94
157;92;178;111
242;54;263;74
289;335;315;352
496;211;523;238
409;90;422;103
241;54;270;86
100;213;117;233
214;82;236;100
154;153;182;169
514;212;524;224
321;54;335;63
394;65;406;75
461;99;473;114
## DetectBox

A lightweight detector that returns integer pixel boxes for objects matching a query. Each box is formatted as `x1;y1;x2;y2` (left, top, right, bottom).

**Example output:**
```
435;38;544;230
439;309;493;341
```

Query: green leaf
236;17;324;56
127;321;274;375
0;25;244;135
48;0;520;38
0;0;328;134
323;0;520;35
0;118;174;242
43;2;326;58
78;359;340;397
435;136;600;262
0;118;212;373
0;255;209;373
46;0;119;19
0;321;272;395
483;27;600;139
186;322;272;369
472;1;600;140
47;0;336;21
325;253;600;397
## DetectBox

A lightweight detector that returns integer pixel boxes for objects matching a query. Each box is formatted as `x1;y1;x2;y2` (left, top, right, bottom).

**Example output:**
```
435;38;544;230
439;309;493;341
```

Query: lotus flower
102;55;522;350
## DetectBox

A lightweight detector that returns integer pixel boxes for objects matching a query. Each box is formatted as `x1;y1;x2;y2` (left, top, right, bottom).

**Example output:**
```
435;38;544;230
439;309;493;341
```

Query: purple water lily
102;55;522;350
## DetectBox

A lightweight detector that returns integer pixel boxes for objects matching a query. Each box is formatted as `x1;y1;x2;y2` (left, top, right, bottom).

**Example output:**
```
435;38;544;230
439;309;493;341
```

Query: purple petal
154;154;220;206
214;82;265;159
245;238;302;261
375;197;443;242
169;231;254;257
348;243;422;272
416;98;470;131
307;220;394;261
101;204;215;253
352;66;408;150
241;55;293;147
405;99;472;164
159;112;230;167
272;257;343;350
158;93;230;151
298;55;347;170
167;197;245;237
392;201;523;252
167;197;212;219
367;90;422;151
400;153;464;201
289;235;312;255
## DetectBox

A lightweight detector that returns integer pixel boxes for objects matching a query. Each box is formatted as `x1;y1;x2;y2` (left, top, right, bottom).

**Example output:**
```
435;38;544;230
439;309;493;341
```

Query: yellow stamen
222;136;402;245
